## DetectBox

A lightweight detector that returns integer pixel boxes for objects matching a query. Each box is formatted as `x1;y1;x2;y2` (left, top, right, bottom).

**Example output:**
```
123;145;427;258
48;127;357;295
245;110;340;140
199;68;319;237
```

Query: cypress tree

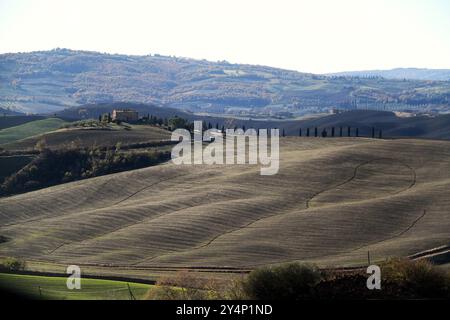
331;127;335;137
340;126;343;137
348;126;351;137
314;127;318;137
299;128;302;136
306;128;310;137
372;127;375;138
356;128;359;137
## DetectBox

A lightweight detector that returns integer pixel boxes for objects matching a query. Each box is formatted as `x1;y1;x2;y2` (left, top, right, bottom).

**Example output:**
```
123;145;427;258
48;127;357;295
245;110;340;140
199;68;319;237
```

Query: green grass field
0;118;67;145
0;116;45;130
0;273;154;300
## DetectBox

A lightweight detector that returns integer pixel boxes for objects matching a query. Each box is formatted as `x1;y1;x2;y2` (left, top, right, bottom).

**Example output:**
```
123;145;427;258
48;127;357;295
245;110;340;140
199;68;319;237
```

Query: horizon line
1;47;449;75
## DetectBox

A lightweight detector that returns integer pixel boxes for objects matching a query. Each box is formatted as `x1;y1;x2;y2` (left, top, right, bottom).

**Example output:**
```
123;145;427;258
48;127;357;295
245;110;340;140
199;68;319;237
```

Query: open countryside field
1;124;172;151
0;118;67;145
0;137;449;275
0;116;45;130
0;273;153;300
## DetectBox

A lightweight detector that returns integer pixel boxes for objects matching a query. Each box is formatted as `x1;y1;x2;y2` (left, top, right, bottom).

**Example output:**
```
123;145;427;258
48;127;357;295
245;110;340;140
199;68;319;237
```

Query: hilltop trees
168;116;189;131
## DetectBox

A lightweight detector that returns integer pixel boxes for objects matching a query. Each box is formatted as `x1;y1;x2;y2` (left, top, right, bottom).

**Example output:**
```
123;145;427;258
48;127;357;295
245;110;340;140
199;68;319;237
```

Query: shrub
242;263;322;300
62;119;108;129
381;258;450;298
145;271;211;300
1;257;26;272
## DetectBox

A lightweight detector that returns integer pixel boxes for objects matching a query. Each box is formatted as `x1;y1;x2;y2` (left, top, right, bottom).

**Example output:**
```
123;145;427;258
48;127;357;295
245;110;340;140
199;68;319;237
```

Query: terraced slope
0;138;449;269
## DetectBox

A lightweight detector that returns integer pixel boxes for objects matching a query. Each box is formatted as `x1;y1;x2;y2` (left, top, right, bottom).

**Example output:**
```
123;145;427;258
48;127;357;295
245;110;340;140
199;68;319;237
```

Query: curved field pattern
0;137;449;270
307;158;416;208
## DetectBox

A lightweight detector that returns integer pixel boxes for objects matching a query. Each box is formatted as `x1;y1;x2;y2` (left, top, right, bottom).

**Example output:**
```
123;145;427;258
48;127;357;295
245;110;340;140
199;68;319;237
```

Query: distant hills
1;49;450;117
0;107;22;116
327;68;450;81
57;102;450;140
292;110;450;140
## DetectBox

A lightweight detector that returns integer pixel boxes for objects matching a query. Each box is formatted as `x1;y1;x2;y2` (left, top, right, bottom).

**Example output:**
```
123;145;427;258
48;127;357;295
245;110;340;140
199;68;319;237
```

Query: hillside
1;123;172;151
1;49;450;117
54;104;450;140
327;68;450;81
0;137;449;270
0;115;45;130
290;111;450;140
0;118;67;145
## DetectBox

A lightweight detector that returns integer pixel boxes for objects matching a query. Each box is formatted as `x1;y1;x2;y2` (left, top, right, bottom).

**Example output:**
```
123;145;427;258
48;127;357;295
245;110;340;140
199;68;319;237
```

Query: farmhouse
112;109;139;122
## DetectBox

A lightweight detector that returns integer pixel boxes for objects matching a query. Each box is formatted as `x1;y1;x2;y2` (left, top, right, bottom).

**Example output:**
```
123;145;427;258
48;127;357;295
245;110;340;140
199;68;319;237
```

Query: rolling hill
1;123;172;151
0;115;45;130
54;103;450;140
1;49;450;117
327;68;450;81
0;137;449;271
0;118;67;145
287;110;450;140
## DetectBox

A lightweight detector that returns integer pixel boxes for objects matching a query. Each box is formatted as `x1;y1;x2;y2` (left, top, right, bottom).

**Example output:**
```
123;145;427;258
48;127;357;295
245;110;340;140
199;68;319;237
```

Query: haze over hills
327;68;450;81
0;107;22;116
1;49;450;117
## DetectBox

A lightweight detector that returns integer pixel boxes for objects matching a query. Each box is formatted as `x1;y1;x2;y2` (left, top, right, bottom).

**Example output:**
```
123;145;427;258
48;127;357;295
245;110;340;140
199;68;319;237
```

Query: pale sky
0;0;449;73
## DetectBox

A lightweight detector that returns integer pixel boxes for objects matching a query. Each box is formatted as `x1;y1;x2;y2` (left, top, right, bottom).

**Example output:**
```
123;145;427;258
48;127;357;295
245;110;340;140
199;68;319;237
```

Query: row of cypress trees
297;126;382;138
